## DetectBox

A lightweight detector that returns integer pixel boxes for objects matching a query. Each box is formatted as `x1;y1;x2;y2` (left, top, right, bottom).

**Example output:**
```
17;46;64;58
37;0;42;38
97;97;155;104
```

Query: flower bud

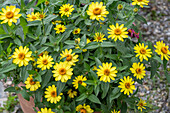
45;1;49;6
133;8;138;13
117;4;123;11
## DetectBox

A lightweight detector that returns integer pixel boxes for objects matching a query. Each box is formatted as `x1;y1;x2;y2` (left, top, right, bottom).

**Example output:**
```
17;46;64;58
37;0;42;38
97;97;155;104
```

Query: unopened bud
117;4;123;11
133;8;138;13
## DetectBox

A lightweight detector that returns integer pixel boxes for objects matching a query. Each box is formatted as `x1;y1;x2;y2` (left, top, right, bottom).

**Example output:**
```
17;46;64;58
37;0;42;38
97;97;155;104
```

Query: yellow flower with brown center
59;4;74;17
134;43;152;62
86;2;109;21
93;32;106;42
118;76;136;95
0;6;22;26
97;62;117;82
72;75;87;89
27;12;40;21
67;89;77;98
107;23;128;42
132;0;149;8
54;24;66;34
36;12;46;20
38;107;54;113
60;49;79;66
76;104;94;113
11;46;32;67
37;54;54;70
25;75;41;91
52;62;73;82
154;41;170;61
73;28;81;34
137;99;147;111
111;109;120;113
44;85;63;104
130;62;146;80
45;0;49;5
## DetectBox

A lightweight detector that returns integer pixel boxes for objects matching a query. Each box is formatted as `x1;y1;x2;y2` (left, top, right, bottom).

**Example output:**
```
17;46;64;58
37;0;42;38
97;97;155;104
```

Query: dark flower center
114;29;122;35
29;79;35;85
78;80;82;84
59;68;66;75
93;8;101;15
18;53;25;60
136;68;142;74
104;69;110;76
51;91;57;97
6;11;14;19
64;8;69;12
161;47;168;54
80;109;87;113
125;83;130;89
66;54;72;61
42;59;48;65
140;48;146;54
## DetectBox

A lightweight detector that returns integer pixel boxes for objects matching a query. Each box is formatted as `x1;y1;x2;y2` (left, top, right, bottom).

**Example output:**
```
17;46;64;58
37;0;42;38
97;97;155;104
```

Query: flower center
18;53;25;60
80;109;87;113
78;80;82;84
51;91;57;97
39;14;44;18
137;0;143;2
42;59;48;65
97;36;101;40
38;53;43;56
66;54;72;61
64;8;69;12
6;11;14;19
140;48;146;54
59;68;66;75
29;78;35;85
93;8;101;15
161;47;168;54
139;103;143;107
114;29;122;35
32;16;37;20
59;27;63;30
75;30;78;33
136;68;142;74
125;83;130;89
104;69;110;76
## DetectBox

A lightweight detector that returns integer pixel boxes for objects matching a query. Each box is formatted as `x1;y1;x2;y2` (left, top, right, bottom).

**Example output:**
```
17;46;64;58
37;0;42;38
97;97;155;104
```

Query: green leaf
0;64;17;74
35;89;43;102
88;94;101;104
36;0;46;6
110;87;121;103
43;15;57;24
41;70;52;88
14;38;22;46
0;34;10;40
45;24;53;35
4;87;16;92
100;42;115;47
36;25;41;36
101;82;109;99
121;54;134;58
121;102;127;113
64;40;75;45
84;19;92;25
57;82;66;95
152;55;163;64
125;19;135;28
106;0;118;6
20;89;30;101
95;57;102;66
117;66;128;71
84;62;90;72
76;93;88;101
105;54;118;60
150;59;157;79
27;21;41;26
84;44;99;49
20;17;28;38
37;47;48;55
135;14;147;24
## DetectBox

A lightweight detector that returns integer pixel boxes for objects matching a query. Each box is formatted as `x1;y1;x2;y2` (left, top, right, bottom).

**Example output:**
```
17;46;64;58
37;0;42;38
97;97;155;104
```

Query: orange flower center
64;8;69;12
93;8;101;15
114;29;122;35
139;103;144;107
140;48;146;54
51;91;57;97
39;14;44;18
78;80;83;84
161;47;168;54
104;69;110;76
32;16;37;20
80;109;87;113
66;54;72;61
18;53;25;60
6;11;14;19
59;27;63;30
97;36;101;40
29;78;36;85
136;68;142;74
59;68;66;75
125;83;130;89
42;59;48;65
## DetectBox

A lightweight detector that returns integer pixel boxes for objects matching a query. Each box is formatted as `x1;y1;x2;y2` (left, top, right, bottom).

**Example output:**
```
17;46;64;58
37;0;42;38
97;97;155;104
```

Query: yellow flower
154;41;170;61
60;49;79;66
92;66;97;71
97;62;117;82
12;46;32;67
73;28;81;34
111;109;120;113
52;20;62;25
76;104;94;113
0;5;22;26
67;89;77;98
72;75;87;89
117;4;123;11
26;12;40;21
134;43;152;62
54;24;66;34
118;76;136;95
45;0;49;6
52;62;73;82
133;8;139;13
86;2;109;21
59;4;74;17
36;12;46;20
93;32;106;42
37;55;54;70
38;51;49;57
75;38;81;44
87;38;91;44
44;85;63;104
38;107;54;113
25;75;41;91
130;62;146;80
132;0;149;8
137;99;147;111
107;23;128;42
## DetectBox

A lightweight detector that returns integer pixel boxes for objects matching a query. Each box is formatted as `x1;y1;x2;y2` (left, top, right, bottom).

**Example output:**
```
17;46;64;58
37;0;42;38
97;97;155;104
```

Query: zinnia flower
137;99;147;111
38;107;54;113
72;75;87;89
25;75;41;91
59;4;74;17
132;0;149;8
